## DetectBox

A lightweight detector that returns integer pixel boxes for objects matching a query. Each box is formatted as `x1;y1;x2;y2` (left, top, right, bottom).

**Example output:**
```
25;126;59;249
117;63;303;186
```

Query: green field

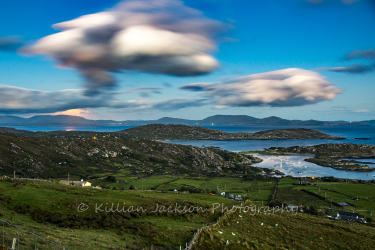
171;177;209;188
1;176;374;249
193;201;375;249
272;179;375;220
315;182;375;198
129;176;175;190
127;177;276;202
0;179;239;249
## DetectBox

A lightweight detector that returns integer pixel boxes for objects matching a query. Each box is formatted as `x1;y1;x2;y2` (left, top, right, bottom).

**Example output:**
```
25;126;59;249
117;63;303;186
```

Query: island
261;143;375;171
0;124;344;140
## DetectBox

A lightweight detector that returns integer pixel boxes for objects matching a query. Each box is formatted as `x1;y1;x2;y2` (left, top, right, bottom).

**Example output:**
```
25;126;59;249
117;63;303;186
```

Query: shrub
105;176;117;182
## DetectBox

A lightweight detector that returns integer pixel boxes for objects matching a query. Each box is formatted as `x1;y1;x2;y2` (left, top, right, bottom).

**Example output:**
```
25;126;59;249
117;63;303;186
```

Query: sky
0;0;374;121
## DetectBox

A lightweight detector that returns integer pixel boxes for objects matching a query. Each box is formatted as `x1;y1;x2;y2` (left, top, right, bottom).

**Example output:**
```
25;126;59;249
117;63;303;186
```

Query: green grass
315;182;375;198
130;176;175;190
245;189;272;201
200;178;254;190
2;176;374;249
193;202;375;249
156;183;184;191
171;178;208;188
0;180;240;249
279;176;299;185
272;181;375;222
275;186;334;208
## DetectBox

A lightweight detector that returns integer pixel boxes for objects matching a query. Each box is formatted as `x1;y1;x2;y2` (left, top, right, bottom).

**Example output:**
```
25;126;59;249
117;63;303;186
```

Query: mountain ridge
0;114;370;127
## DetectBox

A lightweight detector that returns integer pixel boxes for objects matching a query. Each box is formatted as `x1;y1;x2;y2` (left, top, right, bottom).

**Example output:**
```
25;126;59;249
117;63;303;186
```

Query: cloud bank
324;64;373;74
23;0;223;96
181;68;342;107
307;0;360;5
0;85;204;114
320;48;375;74
345;49;375;60
0;36;24;52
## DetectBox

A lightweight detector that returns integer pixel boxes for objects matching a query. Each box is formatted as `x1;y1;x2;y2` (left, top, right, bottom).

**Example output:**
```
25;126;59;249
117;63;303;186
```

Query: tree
105;176;117;182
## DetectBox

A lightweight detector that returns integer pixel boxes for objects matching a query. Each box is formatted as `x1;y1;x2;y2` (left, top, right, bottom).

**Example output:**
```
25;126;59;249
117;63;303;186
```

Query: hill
0;114;369;127
0;131;261;179
361;120;375;126
0;124;344;140
1;177;374;249
192;201;375;249
118;124;344;140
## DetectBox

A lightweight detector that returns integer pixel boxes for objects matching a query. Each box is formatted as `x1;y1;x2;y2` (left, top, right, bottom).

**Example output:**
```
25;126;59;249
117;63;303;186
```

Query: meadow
192;201;375;249
0;179;239;249
1;176;374;249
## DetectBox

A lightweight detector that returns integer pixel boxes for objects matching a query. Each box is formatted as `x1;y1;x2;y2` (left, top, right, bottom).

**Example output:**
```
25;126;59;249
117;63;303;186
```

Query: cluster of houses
60;179;91;187
59;179;101;188
284;205;367;224
335;211;367;223
57;178;368;224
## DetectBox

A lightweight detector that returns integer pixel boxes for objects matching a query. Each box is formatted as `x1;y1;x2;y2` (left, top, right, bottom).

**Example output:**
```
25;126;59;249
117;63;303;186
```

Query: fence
0;177;51;183
183;202;246;250
1;219;68;250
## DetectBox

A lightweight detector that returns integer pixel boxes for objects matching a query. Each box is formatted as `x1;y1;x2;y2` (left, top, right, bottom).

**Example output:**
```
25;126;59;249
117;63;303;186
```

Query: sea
4;125;375;180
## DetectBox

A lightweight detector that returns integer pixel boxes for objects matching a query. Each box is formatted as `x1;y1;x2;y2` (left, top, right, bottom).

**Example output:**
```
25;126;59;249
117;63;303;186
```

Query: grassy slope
193;203;375;249
1;177;375;249
0;180;242;249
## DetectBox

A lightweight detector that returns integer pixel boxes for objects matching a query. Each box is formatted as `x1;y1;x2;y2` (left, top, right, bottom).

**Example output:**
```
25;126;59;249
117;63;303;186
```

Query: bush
105;176;117;182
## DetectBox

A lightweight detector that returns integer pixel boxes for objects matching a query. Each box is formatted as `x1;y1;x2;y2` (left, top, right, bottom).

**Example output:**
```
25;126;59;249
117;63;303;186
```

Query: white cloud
23;0;224;96
181;68;342;107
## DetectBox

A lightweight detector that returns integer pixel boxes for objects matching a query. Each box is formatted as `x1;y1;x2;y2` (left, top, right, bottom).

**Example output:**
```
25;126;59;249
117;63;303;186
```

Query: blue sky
0;0;374;121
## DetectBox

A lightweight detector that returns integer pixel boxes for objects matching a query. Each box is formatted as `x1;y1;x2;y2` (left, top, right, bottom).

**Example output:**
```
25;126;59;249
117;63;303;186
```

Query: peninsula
0;124;344;141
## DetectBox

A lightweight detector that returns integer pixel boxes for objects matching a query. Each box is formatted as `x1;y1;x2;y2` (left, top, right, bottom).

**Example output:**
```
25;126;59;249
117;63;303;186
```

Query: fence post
0;219;68;250
11;238;16;249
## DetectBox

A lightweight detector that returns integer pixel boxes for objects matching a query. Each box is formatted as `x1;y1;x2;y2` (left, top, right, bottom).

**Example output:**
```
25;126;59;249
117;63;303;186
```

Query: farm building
60;179;91;187
335;211;367;223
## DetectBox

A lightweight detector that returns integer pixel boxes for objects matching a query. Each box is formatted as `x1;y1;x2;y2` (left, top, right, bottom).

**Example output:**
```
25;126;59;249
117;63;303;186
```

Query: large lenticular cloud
181;68;343;107
23;0;224;96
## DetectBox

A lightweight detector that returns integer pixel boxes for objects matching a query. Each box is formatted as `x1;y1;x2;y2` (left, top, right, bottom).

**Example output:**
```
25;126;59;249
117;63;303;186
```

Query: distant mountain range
0;114;372;127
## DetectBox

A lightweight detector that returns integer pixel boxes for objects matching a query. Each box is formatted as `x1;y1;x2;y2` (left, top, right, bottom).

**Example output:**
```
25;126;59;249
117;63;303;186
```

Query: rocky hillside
116;125;345;140
268;143;375;158
0;132;261;179
249;128;344;140
0;125;344;140
267;144;375;171
118;124;225;140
